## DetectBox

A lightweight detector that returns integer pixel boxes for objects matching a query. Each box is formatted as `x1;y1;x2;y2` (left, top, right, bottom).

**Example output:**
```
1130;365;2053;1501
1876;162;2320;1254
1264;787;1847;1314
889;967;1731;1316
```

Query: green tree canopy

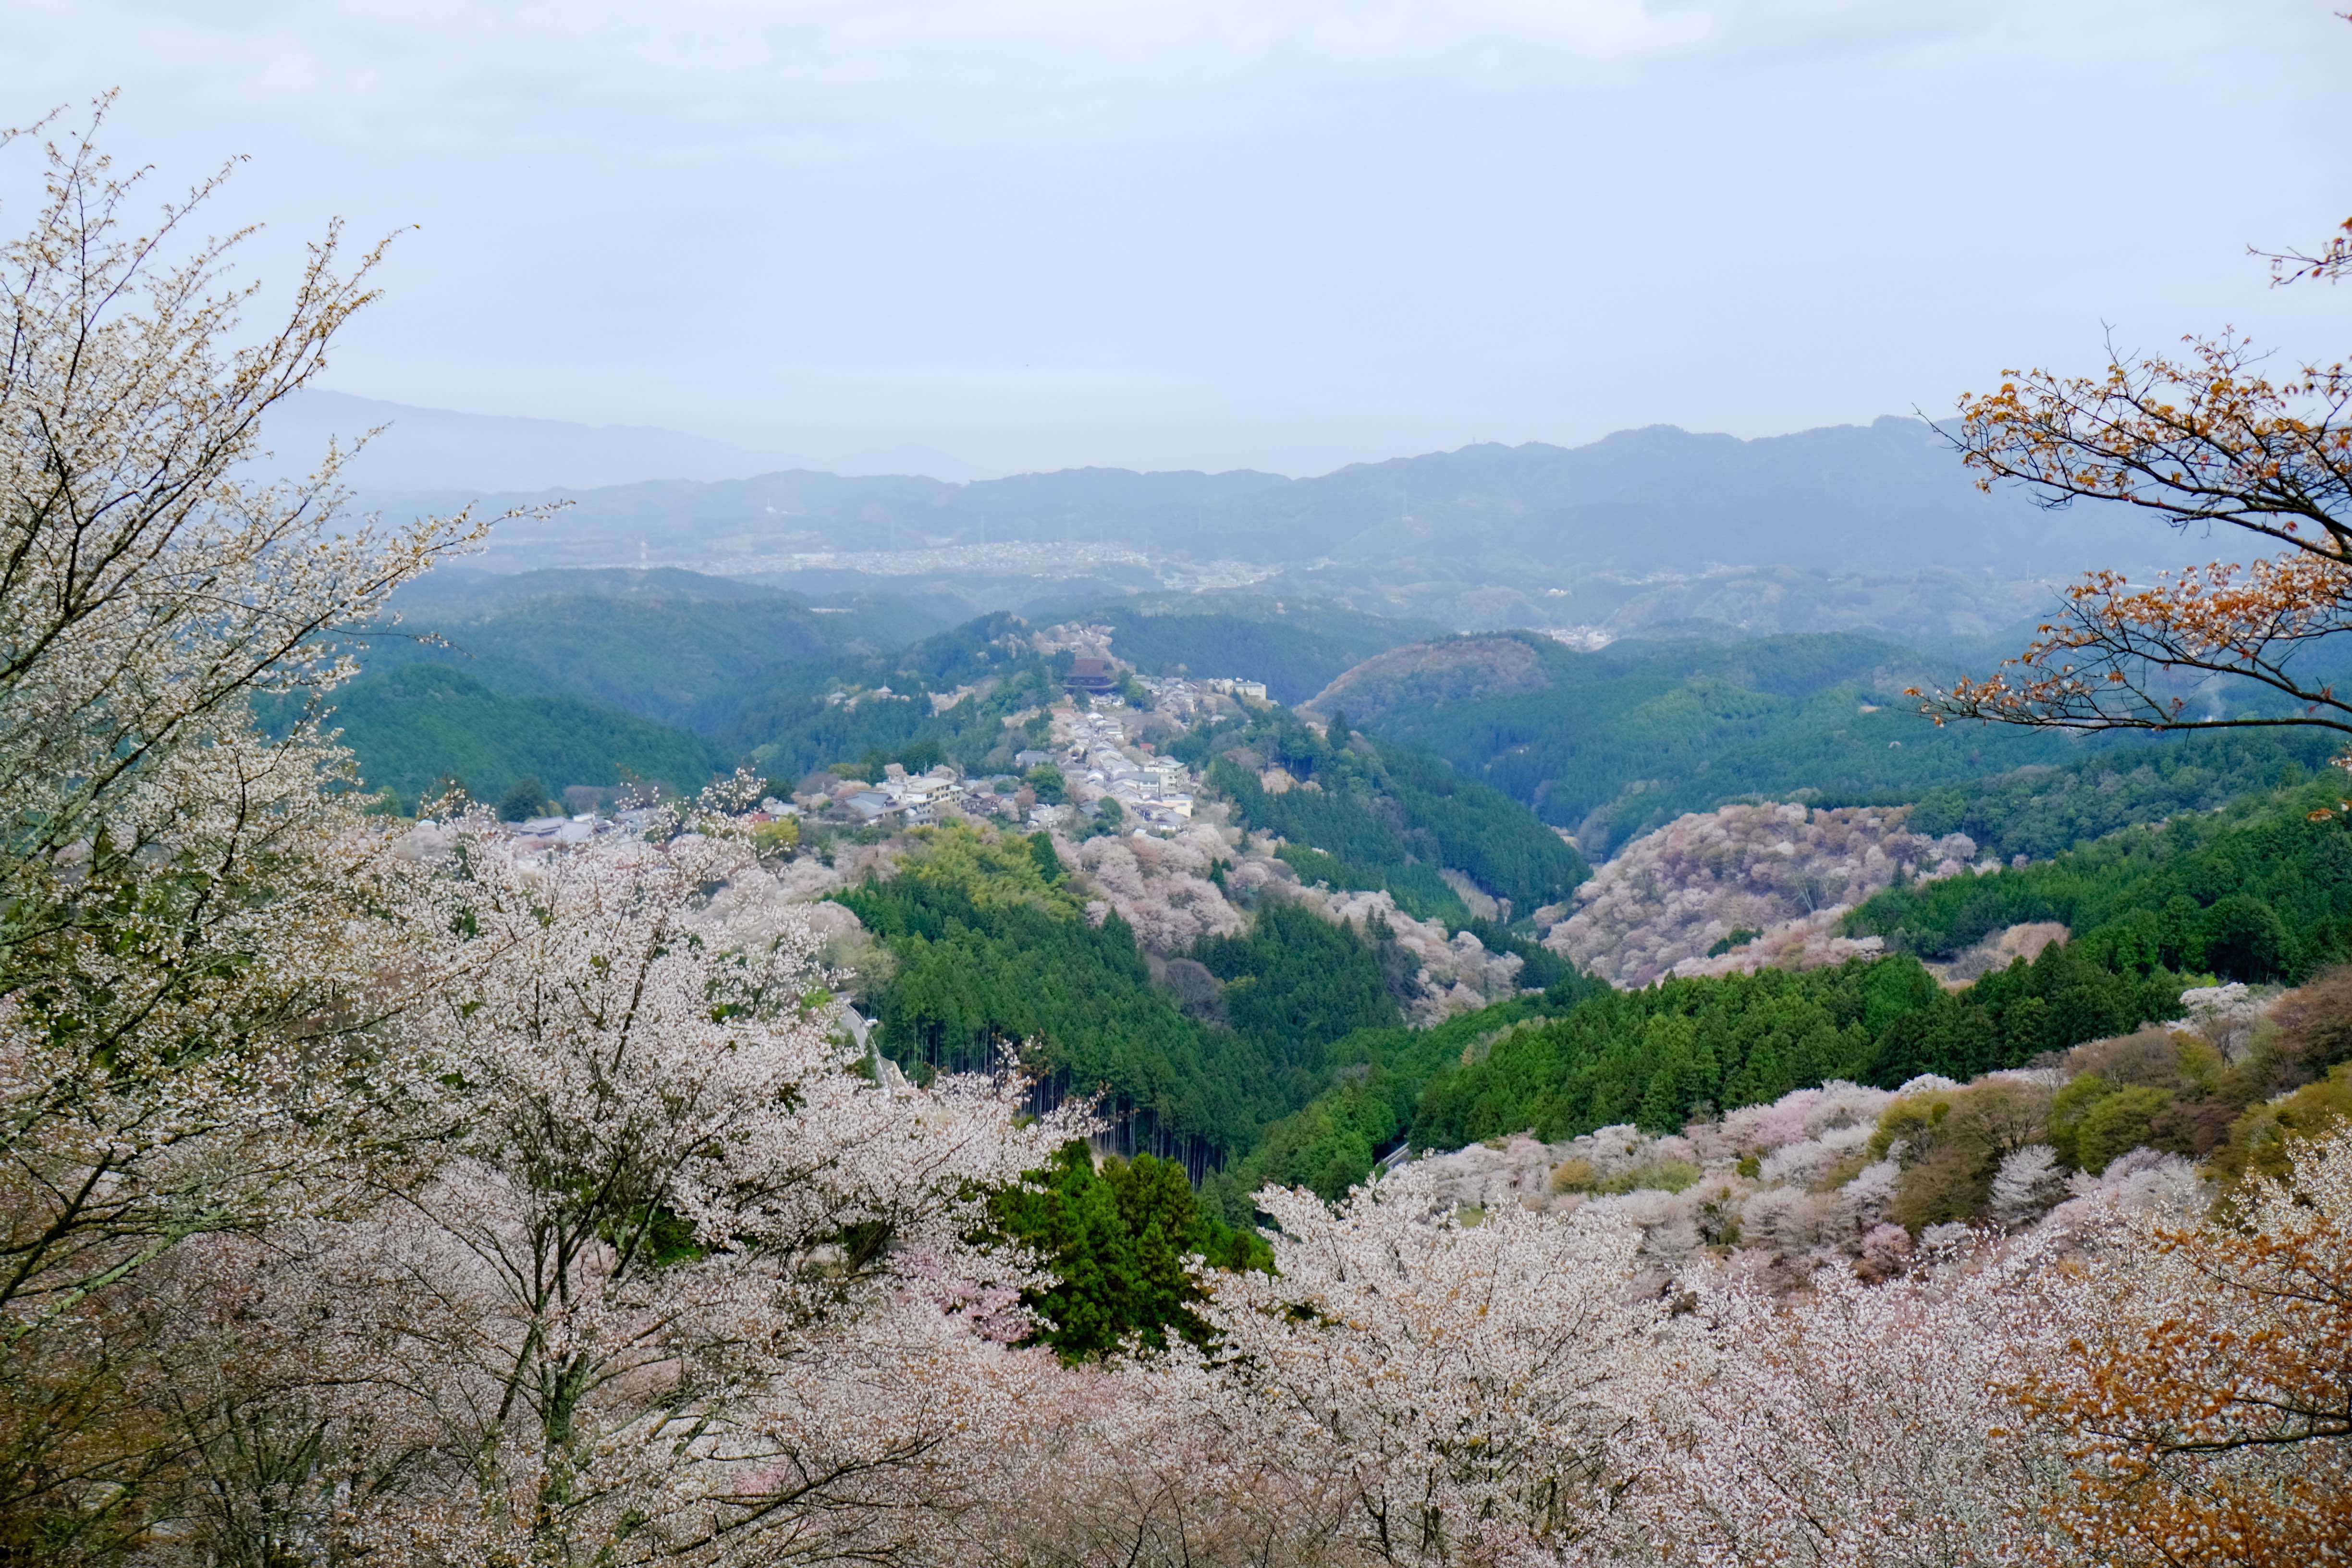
992;1141;1270;1361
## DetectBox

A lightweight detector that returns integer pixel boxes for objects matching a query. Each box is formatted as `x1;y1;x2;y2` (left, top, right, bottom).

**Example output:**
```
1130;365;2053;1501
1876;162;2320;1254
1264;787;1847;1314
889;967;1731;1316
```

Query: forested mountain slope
820;690;1590;1177
1306;631;2073;852
316;566;965;808
338;578;1435;796
1903;730;2350;861
366;567;946;737
1849;781;2352;979
1310;631;2352;857
1175;706;1590;920
318;664;727;810
343;574;2311;865
311;565;2352;1217
840;828;1416;1178
1209;773;2352;1209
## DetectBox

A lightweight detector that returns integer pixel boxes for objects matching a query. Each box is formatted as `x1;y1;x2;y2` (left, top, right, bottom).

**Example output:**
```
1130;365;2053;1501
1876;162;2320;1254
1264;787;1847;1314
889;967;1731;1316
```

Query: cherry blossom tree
244;815;1083;1566
1633;1248;2074;1567
1177;1169;1668;1566
934;1351;1353;1568
0;107;506;1550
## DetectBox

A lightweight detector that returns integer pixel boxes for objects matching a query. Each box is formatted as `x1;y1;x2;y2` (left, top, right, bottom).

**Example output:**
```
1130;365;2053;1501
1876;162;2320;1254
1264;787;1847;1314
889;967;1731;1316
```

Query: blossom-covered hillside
1408;977;2323;1285
1039;827;1540;1025
1542;801;1984;987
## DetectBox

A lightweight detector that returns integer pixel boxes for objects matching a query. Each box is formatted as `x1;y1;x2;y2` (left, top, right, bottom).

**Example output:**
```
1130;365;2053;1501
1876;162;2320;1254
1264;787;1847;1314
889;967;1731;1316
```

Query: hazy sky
13;1;2352;477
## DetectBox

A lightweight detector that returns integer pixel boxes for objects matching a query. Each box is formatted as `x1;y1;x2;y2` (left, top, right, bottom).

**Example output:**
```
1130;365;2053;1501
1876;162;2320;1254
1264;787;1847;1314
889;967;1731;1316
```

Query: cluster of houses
1129;672;1267;721
501;807;665;849
796;764;990;829
1057;710;1197;832
778;657;1278;838
820;685;914;710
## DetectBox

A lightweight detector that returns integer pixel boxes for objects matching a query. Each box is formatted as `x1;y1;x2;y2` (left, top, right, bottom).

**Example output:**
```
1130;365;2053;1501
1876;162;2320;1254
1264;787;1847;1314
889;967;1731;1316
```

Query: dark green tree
497;774;550;821
2201;894;2295;983
1025;764;1067;804
1027;830;1065;884
991;1141;1269;1361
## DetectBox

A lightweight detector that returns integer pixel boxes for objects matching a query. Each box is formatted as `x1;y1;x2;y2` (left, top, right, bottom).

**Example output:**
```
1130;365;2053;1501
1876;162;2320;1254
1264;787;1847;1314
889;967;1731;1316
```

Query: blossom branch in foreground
1939;332;2350;558
0;105;559;1547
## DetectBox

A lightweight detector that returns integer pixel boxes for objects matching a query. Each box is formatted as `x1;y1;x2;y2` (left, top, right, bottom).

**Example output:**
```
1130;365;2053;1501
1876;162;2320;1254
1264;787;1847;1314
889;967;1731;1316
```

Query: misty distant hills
268;391;807;491
349;415;2163;582
269;392;990;490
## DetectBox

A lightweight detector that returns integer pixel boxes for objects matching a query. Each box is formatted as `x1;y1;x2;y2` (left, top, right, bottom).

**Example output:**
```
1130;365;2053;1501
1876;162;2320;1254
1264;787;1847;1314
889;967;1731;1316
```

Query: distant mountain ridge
347;415;2161;581
265;391;990;491
264;391;809;491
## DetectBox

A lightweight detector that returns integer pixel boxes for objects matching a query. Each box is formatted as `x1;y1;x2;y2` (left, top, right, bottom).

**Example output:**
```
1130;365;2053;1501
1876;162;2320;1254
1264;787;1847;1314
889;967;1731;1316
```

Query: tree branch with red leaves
1914;208;2352;764
2260;215;2352;287
2006;1127;2352;1568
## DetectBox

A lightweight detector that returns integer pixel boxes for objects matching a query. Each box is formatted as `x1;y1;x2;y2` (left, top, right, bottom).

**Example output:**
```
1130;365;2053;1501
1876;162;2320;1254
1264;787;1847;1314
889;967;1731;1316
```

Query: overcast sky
12;1;2352;477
